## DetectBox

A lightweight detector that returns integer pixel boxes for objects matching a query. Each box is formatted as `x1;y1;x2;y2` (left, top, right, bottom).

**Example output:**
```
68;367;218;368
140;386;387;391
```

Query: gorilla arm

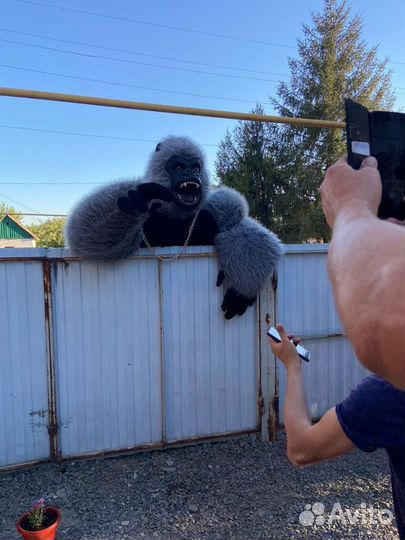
65;180;146;260
205;187;282;319
66;179;175;260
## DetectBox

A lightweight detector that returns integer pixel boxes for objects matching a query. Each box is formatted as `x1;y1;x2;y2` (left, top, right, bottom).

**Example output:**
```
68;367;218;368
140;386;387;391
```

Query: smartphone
267;326;311;362
345;98;405;221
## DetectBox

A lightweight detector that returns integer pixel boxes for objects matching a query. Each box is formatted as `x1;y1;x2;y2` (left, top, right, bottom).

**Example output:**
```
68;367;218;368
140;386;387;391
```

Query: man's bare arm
269;324;354;466
321;158;405;389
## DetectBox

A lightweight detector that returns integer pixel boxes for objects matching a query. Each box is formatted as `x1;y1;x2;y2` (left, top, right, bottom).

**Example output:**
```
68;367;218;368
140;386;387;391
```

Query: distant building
0;214;37;248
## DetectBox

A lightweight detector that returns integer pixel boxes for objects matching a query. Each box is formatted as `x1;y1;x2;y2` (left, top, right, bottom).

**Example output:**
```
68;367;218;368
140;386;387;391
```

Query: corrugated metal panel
162;256;258;441
0;261;49;467
0;244;372;467
296;336;369;419
277;248;368;423
277;251;342;337
53;259;163;457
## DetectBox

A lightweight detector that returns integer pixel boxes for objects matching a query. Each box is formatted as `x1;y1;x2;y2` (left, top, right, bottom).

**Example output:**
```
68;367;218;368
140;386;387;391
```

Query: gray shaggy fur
66;135;282;299
65;179;145;260
215;217;282;298
205;187;248;231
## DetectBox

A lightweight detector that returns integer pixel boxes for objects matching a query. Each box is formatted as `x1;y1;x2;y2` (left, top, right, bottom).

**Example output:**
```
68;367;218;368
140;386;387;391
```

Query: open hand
118;183;173;215
320;156;382;228
268;323;301;369
216;270;255;319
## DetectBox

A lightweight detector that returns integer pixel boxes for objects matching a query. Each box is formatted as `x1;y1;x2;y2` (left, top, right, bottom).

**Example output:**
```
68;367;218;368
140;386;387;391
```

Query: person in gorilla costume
66;136;282;319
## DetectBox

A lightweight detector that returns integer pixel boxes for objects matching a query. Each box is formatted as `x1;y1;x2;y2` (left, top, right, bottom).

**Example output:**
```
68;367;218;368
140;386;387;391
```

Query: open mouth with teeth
174;180;202;208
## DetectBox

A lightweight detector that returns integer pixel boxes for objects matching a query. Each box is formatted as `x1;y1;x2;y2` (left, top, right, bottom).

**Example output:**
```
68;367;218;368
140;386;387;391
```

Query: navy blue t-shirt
336;375;405;539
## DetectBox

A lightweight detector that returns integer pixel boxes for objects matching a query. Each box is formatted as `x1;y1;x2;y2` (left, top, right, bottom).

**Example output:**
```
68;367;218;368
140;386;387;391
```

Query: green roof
0;214;35;240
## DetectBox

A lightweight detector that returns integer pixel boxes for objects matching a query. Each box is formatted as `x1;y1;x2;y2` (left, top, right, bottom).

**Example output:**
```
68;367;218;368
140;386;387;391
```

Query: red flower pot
16;507;61;540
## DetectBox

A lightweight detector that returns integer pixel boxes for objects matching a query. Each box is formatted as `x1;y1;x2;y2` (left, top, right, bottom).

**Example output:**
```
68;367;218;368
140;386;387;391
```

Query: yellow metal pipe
0;87;346;130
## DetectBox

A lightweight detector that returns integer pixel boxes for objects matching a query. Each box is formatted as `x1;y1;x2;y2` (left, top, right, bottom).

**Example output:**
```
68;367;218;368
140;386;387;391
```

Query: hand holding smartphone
345;99;405;221
267;326;311;362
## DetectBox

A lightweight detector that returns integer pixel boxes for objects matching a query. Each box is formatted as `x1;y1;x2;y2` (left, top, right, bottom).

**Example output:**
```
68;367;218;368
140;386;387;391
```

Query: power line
10;0;296;49
1;55;404;98
0;193;43;214
2;63;403;102
6;0;405;67
0;64;267;106
0;123;219;147
0;124;159;142
0;27;290;78
0;181;102;185
0;38;281;83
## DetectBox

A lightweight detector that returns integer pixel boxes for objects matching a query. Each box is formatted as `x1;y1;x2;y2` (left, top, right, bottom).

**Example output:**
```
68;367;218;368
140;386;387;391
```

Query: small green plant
28;498;46;531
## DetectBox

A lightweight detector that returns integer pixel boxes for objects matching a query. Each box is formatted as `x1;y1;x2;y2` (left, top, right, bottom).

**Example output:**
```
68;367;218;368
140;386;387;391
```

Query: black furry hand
137;182;173;203
216;270;225;287
118;189;148;215
118;183;173;215
216;271;255;319
221;289;255;319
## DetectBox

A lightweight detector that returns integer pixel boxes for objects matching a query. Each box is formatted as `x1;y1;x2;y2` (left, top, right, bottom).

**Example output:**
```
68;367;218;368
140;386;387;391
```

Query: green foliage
0;202;22;223
216;105;293;239
29;217;66;247
28;498;46;531
271;0;395;241
216;0;395;243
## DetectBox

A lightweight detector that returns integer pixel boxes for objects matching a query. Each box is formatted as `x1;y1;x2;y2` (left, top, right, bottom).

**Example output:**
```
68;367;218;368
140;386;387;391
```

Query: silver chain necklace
140;210;200;261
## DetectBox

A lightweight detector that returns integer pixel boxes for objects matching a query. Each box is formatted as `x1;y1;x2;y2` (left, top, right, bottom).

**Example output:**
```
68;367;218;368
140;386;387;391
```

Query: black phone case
345;99;405;220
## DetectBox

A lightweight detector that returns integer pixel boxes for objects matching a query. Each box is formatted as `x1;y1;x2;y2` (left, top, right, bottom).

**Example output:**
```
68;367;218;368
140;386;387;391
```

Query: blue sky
1;0;404;223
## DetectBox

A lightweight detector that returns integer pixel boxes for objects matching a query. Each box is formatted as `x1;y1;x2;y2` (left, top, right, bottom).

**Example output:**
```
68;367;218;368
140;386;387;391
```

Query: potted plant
16;498;61;540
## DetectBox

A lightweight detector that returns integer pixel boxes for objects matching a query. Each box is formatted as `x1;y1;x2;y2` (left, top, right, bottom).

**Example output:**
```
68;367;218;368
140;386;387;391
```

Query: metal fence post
258;272;278;441
43;259;59;461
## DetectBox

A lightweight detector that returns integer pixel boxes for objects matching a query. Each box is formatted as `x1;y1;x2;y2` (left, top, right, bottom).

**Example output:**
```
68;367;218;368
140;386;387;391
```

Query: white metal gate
0;247;275;468
52;257;163;457
161;254;258;441
0;244;367;469
51;249;264;458
0;254;50;467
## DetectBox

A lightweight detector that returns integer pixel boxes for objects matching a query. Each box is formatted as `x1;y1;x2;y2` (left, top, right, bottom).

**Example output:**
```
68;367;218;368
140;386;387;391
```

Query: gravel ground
0;432;399;540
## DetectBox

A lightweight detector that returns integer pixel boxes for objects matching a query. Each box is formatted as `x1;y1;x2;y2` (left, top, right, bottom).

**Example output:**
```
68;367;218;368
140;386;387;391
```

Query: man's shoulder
352;374;405;400
336;375;405;452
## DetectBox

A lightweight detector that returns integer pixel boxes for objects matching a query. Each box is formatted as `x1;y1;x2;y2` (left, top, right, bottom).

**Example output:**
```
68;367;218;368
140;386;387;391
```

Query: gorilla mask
165;155;202;210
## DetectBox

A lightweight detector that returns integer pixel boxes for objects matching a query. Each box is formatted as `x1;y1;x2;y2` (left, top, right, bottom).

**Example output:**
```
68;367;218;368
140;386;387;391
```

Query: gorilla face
165;155;202;210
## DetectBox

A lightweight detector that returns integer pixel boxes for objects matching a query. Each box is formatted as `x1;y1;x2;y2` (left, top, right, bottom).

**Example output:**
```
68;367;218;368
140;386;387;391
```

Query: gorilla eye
175;164;183;172
192;165;200;173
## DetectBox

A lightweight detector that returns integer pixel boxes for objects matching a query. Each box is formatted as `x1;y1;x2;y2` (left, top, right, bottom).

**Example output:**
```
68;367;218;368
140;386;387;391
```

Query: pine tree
272;0;394;241
215;105;289;238
216;0;395;242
